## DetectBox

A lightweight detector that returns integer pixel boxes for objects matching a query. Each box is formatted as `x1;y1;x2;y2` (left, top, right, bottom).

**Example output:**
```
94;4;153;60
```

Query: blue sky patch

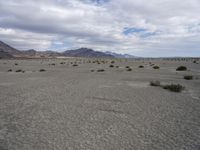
123;27;146;35
123;27;156;38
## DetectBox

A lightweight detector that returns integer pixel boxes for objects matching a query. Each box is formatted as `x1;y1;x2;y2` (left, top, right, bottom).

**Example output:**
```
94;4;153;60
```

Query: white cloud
0;0;200;56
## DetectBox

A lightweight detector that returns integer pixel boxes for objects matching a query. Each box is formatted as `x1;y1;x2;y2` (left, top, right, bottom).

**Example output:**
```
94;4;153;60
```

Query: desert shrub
150;81;160;86
125;66;130;69
7;69;12;72
176;66;187;71
184;75;193;80
97;69;105;72
101;61;106;64
139;65;144;68
153;66;160;69
91;69;95;72
16;69;23;72
72;64;78;67
15;63;18;66
111;60;115;64
109;65;114;68
116;66;119;68
39;69;46;72
127;68;132;71
162;84;185;92
60;62;65;64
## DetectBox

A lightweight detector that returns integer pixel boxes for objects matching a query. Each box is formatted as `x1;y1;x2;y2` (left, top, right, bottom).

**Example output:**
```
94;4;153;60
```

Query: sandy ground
0;58;200;150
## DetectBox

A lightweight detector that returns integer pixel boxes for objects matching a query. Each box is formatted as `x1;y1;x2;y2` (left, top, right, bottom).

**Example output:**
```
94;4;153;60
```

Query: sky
0;0;200;57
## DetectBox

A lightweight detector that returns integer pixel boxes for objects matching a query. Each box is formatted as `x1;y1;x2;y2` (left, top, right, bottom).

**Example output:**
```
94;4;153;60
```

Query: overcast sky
0;0;200;57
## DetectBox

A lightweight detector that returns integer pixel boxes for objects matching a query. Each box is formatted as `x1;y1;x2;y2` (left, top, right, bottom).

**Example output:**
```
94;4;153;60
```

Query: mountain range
0;41;136;59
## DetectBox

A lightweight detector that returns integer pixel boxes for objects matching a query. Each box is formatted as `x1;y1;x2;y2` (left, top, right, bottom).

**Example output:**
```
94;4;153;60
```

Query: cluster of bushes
15;69;25;73
162;84;185;92
150;81;185;92
97;69;105;72
125;66;132;71
90;69;105;72
8;69;46;73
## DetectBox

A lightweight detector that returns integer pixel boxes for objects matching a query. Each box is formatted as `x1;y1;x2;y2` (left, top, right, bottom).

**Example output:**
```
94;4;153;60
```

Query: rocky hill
63;48;114;58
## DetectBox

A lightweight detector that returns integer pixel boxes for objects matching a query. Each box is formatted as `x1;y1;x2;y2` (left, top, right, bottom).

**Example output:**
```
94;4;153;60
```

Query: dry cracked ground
0;58;200;150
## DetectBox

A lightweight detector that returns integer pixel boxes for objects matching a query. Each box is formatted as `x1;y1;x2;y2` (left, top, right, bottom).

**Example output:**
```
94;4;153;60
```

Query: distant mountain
21;49;62;58
105;51;137;58
63;48;114;58
0;51;14;59
37;50;63;58
21;49;37;56
0;41;137;58
0;41;22;56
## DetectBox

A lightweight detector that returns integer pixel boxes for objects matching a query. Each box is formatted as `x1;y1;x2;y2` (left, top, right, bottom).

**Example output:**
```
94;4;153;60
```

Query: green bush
153;66;160;69
162;84;185;92
39;69;46;72
184;75;193;80
72;64;78;67
150;81;160;86
139;65;144;68
97;69;105;72
176;66;187;71
16;69;22;72
127;68;132;71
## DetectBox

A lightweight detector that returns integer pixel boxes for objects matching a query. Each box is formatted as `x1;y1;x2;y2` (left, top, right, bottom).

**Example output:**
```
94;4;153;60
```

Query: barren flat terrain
0;58;200;150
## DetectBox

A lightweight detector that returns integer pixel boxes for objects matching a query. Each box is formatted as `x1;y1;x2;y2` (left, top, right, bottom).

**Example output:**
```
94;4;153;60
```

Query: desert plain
0;58;200;150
